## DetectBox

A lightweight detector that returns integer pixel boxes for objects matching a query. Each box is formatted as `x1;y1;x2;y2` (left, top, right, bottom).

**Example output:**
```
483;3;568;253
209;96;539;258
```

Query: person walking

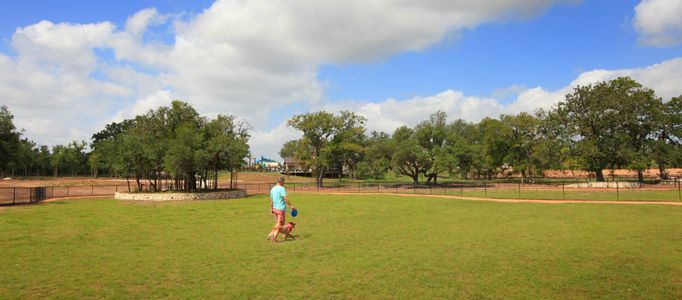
268;176;295;240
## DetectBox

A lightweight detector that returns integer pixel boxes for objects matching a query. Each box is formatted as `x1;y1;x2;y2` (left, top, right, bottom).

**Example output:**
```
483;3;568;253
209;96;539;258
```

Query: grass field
1;194;681;299
436;186;681;202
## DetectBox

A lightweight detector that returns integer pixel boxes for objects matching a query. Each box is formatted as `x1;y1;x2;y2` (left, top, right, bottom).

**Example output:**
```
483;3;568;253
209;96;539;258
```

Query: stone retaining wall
566;182;641;189
115;189;247;201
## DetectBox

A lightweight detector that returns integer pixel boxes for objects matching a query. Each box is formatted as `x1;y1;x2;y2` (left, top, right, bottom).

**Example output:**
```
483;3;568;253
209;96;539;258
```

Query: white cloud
119;0;565;129
634;0;682;46
125;8;168;37
3;0;682;161
1;0;566;150
111;89;174;122
0;17;166;146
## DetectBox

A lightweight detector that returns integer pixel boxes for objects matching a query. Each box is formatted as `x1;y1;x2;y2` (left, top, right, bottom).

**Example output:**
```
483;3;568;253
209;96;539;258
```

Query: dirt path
5;191;680;207
293;191;682;206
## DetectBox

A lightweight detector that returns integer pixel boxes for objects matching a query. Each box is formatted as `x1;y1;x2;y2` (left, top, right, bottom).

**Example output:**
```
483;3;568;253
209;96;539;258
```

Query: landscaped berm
114;189;246;201
1;194;680;299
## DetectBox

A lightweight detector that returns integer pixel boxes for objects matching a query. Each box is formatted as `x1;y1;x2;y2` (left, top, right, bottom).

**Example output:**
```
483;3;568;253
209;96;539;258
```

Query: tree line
281;77;681;186
0;101;250;192
1;106;90;178
2;77;680;188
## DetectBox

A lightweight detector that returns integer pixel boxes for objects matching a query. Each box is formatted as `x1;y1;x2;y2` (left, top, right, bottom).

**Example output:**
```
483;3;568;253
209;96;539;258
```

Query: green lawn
1;195;681;299
418;186;681;202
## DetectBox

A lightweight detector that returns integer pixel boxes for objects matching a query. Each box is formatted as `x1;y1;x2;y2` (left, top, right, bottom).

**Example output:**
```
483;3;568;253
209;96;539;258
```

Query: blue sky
318;0;682;102
1;0;681;159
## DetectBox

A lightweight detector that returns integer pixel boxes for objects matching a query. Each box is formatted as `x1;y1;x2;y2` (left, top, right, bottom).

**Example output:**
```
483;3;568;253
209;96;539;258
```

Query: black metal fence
238;179;682;202
1;179;680;206
0;185;129;206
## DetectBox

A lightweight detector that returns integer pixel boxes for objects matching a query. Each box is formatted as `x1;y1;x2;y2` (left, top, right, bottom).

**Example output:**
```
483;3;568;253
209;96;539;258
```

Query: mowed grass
432;187;681;202
1;195;681;299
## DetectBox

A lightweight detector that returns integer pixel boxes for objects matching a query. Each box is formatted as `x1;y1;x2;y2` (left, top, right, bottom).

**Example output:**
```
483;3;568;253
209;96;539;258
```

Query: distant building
282;156;310;175
255;156;280;170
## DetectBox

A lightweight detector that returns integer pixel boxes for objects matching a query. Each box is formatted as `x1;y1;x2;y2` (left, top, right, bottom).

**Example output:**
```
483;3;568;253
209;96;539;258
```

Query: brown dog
270;222;296;242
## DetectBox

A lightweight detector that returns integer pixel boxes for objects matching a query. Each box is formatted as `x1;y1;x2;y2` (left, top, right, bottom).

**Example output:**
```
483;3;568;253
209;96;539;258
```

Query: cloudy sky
1;0;682;160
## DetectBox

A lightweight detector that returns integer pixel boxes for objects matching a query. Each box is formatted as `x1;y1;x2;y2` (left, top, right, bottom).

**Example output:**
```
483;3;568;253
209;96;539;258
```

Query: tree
391;126;429;184
498;112;550;180
0;105;21;177
90;119;135;177
476;117;509;178
328;111;367;180
443;120;477;179
414;111;449;184
614;79;661;182
651;95;682;179
285;111;340;187
50;145;66;177
357;131;394;179
556;77;659;182
164;123;203;191
202;115;251;189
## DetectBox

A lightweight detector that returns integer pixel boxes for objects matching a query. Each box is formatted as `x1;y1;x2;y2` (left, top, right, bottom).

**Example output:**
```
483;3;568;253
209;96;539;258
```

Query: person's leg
267;209;277;239
268;210;285;240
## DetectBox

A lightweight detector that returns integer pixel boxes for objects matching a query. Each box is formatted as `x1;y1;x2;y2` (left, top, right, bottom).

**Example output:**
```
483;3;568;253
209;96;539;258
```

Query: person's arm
283;196;294;210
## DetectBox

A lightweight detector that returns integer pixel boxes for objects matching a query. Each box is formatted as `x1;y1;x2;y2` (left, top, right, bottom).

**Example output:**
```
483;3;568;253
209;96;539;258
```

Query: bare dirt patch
0;177;127;188
544;168;682;178
0;172;313;190
232;172;315;183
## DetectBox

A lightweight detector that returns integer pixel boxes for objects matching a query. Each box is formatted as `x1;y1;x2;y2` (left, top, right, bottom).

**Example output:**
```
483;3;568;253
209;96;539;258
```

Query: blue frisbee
291;208;298;217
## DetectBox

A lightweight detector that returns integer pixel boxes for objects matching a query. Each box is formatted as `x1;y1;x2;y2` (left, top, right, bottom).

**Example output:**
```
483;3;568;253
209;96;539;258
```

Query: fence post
518;182;521;199
92;185;94;196
616;181;619;201
460;184;463;197
678;178;680;202
484;182;487;198
13;187;16;205
562;183;565;200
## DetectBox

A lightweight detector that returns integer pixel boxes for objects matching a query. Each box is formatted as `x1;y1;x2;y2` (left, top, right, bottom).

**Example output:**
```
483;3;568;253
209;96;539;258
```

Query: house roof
283;156;301;164
255;156;277;163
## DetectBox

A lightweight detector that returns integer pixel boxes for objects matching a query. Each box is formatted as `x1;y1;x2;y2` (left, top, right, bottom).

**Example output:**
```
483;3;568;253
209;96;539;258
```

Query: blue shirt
270;185;287;210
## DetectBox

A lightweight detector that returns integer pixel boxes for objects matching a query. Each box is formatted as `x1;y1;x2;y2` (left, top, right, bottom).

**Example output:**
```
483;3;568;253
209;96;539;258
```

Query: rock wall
566;182;641;189
115;189;247;201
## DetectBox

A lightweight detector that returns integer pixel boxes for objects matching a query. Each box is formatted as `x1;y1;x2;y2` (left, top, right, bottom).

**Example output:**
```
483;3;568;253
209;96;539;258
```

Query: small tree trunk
126;175;131;192
595;169;605;182
214;170;219;191
658;162;667;180
637;169;644;183
135;175;142;191
317;167;325;187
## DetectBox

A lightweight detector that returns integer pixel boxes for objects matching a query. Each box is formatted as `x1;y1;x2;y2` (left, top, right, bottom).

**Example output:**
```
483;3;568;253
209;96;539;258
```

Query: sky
1;0;682;160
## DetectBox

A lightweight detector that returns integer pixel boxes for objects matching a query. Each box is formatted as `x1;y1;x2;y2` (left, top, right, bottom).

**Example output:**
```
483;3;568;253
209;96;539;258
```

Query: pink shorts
272;208;285;225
